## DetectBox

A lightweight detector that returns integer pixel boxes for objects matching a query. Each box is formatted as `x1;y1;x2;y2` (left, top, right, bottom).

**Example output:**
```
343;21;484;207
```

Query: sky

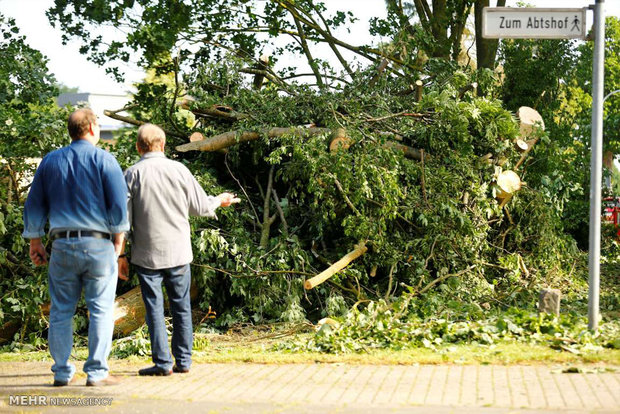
1;0;619;95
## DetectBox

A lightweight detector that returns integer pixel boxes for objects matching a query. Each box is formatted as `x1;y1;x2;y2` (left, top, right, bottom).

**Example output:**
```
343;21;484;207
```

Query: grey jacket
125;152;220;269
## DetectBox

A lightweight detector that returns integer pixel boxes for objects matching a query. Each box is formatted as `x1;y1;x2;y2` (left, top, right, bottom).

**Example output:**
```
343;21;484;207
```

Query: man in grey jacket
119;124;237;376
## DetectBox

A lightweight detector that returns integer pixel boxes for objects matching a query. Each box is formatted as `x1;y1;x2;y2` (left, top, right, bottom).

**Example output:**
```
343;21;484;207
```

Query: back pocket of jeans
85;242;115;277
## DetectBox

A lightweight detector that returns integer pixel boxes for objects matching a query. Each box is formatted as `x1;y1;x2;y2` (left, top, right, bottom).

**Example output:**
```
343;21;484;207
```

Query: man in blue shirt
23;108;129;387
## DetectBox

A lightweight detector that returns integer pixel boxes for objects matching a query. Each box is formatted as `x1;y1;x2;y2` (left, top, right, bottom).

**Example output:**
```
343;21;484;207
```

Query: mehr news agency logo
9;395;113;407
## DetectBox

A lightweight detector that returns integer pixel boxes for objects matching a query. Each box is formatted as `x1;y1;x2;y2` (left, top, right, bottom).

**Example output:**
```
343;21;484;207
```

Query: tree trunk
474;0;506;70
431;0;450;58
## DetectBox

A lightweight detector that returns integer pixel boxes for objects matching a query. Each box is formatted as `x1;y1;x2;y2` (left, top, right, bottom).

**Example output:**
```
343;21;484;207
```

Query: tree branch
290;14;325;89
103;110;186;139
180;102;249;122
311;3;355;77
419;265;476;295
271;188;289;237
175;127;331;153
260;166;277;248
333;177;361;216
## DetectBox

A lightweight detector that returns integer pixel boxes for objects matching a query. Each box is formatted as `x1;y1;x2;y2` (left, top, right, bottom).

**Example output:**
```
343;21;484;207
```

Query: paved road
0;361;618;413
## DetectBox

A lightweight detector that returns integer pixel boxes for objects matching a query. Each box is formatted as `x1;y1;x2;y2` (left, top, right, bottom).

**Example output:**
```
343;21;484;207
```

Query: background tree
0;14;70;344
474;0;506;69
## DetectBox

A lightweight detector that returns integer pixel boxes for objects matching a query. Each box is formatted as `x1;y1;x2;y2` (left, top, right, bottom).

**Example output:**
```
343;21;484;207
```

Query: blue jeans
48;237;117;383
136;264;193;371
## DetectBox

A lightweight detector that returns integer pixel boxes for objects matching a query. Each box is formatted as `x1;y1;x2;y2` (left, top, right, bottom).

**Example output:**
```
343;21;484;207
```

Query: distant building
56;93;132;140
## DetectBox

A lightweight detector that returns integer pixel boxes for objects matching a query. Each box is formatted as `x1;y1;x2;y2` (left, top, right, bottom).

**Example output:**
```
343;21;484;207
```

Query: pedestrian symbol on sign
571;16;581;32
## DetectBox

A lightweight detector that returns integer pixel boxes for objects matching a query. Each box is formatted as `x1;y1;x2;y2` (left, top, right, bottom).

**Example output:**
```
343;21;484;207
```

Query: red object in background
602;197;620;239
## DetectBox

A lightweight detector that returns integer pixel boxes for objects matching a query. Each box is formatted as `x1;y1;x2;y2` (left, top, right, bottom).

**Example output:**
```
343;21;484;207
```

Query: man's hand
29;238;48;266
217;192;241;207
118;257;129;281
113;233;125;257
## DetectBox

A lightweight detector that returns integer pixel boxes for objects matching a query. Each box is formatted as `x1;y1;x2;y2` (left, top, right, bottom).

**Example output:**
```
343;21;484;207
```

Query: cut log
176;127;331;153
113;286;147;337
415;80;424;102
113;283;199;337
383;141;425;161
253;54;270;90
496;170;521;200
458;82;478;99
517;106;545;138
189;132;205;142
515;139;528;152
304;243;367;290
515;138;540;170
329;128;352;151
513;103;546;172
479;153;494;164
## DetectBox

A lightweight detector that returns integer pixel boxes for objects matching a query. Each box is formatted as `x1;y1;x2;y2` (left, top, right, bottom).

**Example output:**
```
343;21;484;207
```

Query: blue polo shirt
22;139;129;239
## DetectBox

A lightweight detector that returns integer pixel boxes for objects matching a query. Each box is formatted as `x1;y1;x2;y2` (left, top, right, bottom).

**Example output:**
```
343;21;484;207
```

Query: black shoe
173;365;190;373
53;376;77;387
138;365;172;376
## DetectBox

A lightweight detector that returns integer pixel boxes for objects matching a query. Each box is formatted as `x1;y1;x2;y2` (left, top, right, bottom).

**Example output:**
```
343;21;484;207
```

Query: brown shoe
86;375;121;387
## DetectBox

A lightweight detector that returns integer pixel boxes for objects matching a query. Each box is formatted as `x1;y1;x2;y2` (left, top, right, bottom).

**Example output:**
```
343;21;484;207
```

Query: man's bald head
68;108;98;140
137;124;166;153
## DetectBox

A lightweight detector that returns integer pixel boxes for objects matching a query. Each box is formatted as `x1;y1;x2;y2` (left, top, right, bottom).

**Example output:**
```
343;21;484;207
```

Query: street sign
482;7;587;39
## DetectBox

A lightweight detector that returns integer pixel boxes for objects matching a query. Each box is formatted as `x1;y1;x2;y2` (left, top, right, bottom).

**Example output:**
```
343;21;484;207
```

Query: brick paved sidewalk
0;361;618;413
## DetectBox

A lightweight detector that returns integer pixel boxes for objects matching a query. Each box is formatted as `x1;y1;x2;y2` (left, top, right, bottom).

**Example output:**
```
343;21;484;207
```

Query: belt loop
65;230;70;239
78;229;82;239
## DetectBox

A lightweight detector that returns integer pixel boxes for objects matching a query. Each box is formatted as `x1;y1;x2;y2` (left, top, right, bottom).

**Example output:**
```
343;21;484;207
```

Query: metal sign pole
588;0;605;332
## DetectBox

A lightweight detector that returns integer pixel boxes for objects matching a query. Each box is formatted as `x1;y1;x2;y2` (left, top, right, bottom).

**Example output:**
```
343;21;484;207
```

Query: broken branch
103;110;186;139
180;102;249;122
304;242;368;290
176;127;331;153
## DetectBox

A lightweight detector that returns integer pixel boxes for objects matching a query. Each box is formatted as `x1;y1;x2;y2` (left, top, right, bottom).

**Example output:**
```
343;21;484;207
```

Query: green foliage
278;294;620;354
110;325;151;358
47;0;358;82
0;14;70;340
100;60;587;331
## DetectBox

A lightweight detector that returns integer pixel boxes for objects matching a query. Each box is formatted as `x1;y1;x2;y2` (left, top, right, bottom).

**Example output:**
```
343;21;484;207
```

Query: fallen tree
98;62;579;333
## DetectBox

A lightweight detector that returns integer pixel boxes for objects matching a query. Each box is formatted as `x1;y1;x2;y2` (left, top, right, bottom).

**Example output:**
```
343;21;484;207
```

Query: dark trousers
136;264;193;370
